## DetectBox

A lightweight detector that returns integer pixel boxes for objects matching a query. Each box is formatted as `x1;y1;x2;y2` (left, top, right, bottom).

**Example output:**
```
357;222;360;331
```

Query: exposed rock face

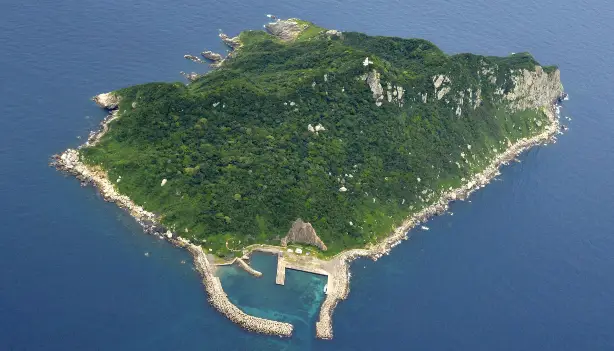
281;219;327;251
433;74;452;100
325;29;342;38
93;92;120;110
201;50;224;62
365;70;384;106
362;70;404;107
385;82;405;107
184;54;204;63
180;71;201;81
264;19;307;41
219;33;241;49
505;66;562;111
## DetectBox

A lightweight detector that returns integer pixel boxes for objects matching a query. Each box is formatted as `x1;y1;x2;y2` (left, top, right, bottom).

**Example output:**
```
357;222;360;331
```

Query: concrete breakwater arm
236;258;263;277
187;245;292;336
315;258;351;339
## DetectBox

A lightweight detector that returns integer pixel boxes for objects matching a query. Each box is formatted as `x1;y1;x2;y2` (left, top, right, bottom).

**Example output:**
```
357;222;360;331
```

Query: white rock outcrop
433;75;452;100
93;92;120;110
264;19;306;41
505;66;562;112
365;70;384;106
219;33;241;49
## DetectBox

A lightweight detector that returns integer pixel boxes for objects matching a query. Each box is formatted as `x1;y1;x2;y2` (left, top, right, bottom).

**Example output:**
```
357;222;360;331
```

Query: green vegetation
81;21;555;257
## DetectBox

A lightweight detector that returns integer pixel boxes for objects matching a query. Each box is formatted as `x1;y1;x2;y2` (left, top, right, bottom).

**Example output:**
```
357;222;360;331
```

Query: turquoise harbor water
218;253;326;347
2;0;614;350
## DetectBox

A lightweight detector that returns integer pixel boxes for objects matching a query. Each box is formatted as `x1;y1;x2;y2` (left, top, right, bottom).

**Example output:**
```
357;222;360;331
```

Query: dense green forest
81;21;557;257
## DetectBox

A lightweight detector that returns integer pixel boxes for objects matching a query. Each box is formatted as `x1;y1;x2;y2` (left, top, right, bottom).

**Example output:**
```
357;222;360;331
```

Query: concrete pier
276;256;286;285
274;252;333;294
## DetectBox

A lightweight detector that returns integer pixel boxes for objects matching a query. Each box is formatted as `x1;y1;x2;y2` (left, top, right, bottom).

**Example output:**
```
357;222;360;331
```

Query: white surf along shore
52;77;565;339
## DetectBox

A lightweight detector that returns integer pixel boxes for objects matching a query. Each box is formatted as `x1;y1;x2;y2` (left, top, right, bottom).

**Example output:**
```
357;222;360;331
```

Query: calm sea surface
1;0;613;349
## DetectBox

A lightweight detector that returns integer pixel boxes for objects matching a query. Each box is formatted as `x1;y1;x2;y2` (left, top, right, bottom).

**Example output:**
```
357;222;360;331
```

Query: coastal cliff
53;17;564;340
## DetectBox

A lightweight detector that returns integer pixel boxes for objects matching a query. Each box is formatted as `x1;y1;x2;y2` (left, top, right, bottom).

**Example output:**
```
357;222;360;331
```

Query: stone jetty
236;258;263;277
187;245;291;336
219;32;241;49
201;50;225;68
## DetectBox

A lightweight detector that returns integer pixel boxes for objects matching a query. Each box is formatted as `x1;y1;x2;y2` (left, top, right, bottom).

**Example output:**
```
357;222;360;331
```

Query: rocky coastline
51;94;292;338
53;82;564;339
312;99;565;339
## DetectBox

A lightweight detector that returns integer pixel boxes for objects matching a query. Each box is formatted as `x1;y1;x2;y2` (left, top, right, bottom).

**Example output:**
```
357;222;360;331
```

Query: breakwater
236;258;263;277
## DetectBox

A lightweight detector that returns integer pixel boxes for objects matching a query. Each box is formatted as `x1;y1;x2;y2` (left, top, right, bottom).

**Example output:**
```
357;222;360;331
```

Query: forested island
53;18;564;338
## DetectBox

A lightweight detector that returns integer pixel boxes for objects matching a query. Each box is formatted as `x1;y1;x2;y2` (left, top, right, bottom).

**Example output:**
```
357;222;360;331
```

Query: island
52;18;565;339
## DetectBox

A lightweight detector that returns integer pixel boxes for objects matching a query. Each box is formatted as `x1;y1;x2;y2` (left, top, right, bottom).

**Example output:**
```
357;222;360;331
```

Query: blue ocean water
1;0;613;349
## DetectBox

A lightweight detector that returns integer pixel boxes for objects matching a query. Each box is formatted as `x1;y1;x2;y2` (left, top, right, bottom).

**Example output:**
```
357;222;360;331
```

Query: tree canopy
81;22;553;257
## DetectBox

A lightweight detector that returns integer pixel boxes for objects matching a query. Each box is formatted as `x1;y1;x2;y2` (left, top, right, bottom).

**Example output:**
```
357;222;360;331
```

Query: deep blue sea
1;0;613;350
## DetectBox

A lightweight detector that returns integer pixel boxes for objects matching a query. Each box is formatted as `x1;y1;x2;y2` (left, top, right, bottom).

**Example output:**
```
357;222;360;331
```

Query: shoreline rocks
201;50;224;62
313;97;565;339
51;98;292;338
92;92;120;110
184;54;205;64
53;84;565;340
219;33;241;49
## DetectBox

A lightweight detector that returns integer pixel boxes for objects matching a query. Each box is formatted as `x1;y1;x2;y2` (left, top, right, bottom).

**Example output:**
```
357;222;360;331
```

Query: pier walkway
274;253;333;294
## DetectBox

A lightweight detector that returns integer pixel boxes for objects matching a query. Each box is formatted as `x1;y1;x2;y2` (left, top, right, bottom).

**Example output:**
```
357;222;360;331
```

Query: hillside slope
81;19;562;256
